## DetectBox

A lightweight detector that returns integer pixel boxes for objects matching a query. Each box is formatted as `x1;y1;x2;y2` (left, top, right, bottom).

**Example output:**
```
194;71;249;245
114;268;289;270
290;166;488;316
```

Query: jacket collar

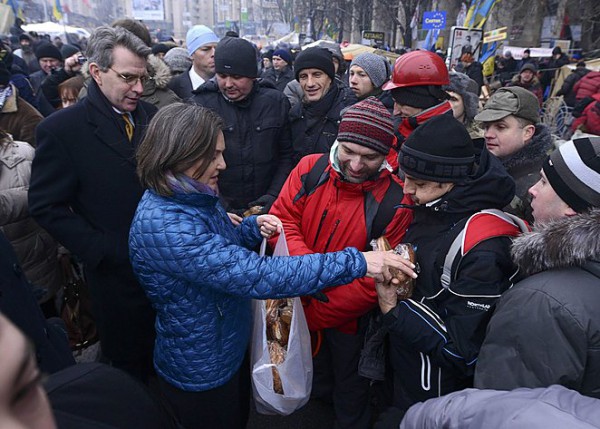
512;208;600;276
85;80;150;165
501;124;553;172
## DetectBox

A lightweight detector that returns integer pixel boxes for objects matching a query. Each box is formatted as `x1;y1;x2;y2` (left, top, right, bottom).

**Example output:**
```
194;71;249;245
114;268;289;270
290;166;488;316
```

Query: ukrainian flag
464;0;500;29
53;0;63;21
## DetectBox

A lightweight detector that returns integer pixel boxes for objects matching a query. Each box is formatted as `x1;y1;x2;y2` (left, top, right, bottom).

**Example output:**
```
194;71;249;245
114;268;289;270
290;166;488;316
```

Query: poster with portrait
132;0;164;21
448;26;483;70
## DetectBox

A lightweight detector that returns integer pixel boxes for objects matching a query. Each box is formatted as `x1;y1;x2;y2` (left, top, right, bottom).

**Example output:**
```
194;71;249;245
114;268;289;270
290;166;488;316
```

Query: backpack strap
440;209;530;289
293;153;330;203
370;177;404;241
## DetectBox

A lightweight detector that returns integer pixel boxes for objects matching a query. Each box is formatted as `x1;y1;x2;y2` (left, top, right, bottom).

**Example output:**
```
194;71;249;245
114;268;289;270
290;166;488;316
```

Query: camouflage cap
474;87;540;124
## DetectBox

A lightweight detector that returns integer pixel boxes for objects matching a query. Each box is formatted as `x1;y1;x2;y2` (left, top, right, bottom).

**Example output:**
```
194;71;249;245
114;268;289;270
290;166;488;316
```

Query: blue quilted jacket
129;189;367;391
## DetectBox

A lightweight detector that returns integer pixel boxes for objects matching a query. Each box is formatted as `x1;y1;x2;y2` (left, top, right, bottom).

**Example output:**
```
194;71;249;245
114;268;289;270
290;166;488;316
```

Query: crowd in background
0;15;600;429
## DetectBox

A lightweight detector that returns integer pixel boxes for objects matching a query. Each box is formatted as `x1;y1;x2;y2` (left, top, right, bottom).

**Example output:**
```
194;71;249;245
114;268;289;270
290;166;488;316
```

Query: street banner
132;0;164;21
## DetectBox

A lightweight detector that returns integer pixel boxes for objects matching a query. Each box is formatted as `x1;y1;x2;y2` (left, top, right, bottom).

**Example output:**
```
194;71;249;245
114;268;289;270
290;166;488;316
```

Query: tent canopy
22;22;90;41
341;44;399;62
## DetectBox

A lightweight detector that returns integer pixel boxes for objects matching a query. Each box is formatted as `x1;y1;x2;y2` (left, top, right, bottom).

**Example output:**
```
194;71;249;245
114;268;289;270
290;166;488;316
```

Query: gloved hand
249;194;277;214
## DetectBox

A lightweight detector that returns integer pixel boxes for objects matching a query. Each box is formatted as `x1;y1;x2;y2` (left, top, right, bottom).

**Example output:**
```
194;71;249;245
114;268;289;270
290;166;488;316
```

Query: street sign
422;11;447;30
484;27;508;43
362;31;385;42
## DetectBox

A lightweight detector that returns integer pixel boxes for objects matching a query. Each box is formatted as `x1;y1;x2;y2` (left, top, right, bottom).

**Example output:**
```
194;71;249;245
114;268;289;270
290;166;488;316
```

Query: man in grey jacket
474;137;600;399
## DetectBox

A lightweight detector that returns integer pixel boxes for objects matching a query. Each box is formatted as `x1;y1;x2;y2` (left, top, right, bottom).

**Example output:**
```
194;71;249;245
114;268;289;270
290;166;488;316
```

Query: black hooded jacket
191;79;294;210
289;80;356;165
375;141;518;410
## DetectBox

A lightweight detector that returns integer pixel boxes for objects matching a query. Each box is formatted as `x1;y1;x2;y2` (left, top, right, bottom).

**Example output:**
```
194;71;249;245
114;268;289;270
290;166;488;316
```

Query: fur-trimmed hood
146;54;172;89
512;208;600;276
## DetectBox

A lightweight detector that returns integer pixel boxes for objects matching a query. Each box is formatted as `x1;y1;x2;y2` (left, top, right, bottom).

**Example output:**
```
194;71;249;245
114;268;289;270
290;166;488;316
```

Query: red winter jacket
573;71;600;101
269;154;413;334
571;93;600;135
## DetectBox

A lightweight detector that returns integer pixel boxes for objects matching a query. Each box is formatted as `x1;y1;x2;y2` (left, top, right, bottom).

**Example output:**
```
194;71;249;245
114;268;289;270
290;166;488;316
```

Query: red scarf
386;101;453;172
397;100;453;142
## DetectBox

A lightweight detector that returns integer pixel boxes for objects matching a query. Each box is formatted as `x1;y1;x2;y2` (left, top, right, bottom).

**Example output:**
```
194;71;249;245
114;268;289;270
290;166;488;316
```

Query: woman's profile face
0;314;57;429
184;131;226;192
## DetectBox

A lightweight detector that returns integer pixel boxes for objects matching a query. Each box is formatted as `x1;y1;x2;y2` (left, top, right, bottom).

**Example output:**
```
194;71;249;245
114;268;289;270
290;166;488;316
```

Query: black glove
249;194;277;214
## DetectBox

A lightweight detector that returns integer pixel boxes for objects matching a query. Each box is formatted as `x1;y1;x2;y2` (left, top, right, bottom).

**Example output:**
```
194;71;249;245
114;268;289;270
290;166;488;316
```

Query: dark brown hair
112;19;152;47
58;75;84;107
136;103;224;196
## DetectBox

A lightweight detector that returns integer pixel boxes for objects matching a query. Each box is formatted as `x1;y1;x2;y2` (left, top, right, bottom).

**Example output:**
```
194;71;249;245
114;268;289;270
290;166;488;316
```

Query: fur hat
399;115;475;183
186;25;219;56
337;97;395;155
163;47;192;74
294;47;335;82
543;137;600;213
215;37;258;78
350;53;390;89
443;72;479;122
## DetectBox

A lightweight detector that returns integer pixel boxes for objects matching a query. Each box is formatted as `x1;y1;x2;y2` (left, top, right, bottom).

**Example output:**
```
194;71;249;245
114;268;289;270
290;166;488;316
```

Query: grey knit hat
443;71;479;122
164;47;192;74
350;53;391;89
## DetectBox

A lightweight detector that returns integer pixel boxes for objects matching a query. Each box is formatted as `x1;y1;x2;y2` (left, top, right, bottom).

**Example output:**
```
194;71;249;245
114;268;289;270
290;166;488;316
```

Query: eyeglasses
108;67;149;86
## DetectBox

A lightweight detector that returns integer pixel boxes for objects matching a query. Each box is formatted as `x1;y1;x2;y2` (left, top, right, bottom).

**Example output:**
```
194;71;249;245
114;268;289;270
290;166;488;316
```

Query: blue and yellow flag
53;0;63;21
464;0;500;29
480;42;498;76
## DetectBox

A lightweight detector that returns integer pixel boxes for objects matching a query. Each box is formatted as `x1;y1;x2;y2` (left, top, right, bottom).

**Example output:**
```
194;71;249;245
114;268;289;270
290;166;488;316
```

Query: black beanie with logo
399;114;475;183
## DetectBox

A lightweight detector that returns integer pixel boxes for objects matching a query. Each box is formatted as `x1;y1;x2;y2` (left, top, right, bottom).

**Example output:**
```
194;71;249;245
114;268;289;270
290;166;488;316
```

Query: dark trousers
312;327;372;429
157;358;250;429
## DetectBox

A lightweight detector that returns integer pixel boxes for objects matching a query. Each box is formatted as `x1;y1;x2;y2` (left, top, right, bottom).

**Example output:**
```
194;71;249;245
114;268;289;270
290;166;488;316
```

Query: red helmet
382;50;449;90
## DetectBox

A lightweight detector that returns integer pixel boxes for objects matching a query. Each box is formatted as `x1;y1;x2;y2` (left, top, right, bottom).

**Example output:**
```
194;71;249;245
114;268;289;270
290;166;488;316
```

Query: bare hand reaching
361;250;418;284
257;214;282;238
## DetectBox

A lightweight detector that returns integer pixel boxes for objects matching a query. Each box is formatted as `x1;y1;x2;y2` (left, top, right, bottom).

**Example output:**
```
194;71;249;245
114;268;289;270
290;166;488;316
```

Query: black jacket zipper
313;209;328;248
323;219;341;253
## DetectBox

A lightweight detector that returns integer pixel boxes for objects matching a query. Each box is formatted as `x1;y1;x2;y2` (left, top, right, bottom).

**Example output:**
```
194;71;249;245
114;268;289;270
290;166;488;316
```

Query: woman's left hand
257;215;282;238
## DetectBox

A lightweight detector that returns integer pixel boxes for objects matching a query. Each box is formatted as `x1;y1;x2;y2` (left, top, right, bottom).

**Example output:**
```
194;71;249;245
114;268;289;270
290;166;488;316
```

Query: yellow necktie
122;114;134;142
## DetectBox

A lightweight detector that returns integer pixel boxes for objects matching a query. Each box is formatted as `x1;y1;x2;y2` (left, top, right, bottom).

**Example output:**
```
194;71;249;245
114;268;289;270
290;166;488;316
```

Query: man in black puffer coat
289;47;356;165
191;37;293;214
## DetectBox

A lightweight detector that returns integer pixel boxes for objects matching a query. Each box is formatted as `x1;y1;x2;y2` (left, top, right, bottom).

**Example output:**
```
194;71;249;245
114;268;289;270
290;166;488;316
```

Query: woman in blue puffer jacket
129;103;415;429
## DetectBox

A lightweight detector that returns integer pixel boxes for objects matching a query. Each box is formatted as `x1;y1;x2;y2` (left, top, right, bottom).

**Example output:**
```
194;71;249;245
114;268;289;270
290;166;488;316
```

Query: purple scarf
165;171;217;197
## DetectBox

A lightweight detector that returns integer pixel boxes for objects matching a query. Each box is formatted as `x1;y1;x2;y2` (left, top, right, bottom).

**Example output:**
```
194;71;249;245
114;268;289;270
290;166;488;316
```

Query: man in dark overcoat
28;25;158;383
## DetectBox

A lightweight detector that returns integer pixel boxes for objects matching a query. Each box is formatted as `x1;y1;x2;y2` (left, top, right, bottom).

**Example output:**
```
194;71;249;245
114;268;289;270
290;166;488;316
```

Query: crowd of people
1;17;600;429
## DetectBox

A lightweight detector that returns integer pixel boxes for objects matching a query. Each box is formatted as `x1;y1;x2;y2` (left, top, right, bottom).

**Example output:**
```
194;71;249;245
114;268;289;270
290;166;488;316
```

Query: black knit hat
542;137;600;213
294;47;335;82
60;43;80;59
391;85;448;109
151;43;170;56
215;37;258;78
399;115;475;183
35;43;62;61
